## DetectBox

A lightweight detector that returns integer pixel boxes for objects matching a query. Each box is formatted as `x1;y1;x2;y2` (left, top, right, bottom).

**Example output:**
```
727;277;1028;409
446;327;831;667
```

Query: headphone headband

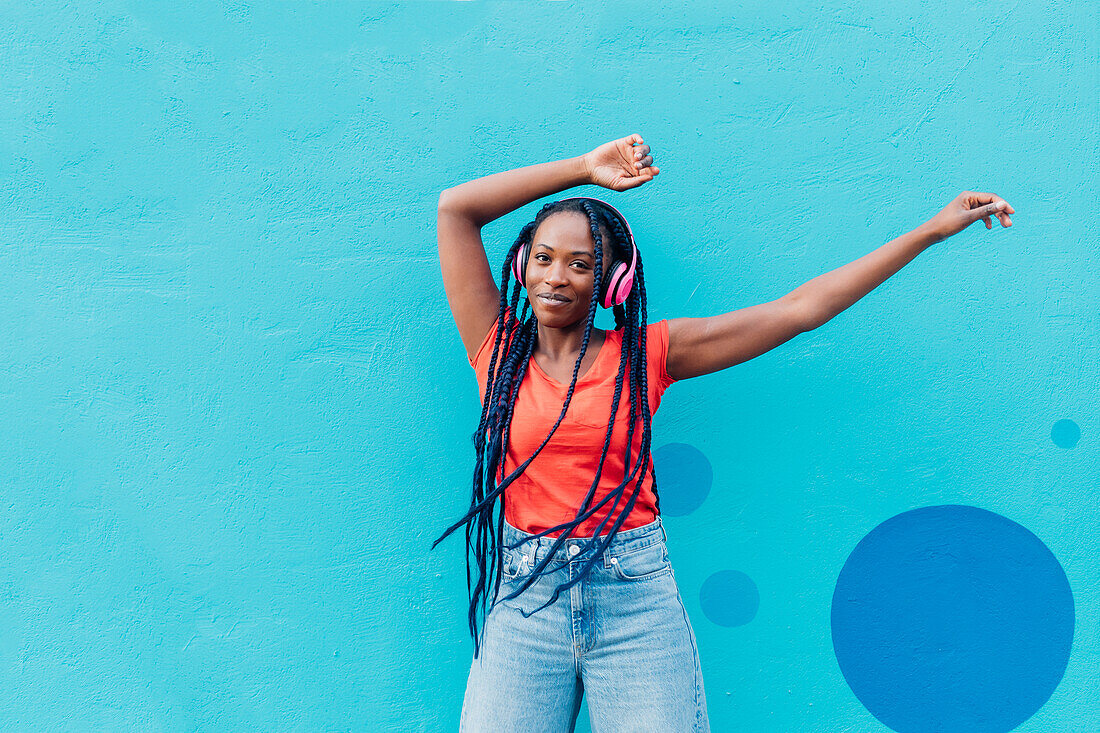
557;196;636;251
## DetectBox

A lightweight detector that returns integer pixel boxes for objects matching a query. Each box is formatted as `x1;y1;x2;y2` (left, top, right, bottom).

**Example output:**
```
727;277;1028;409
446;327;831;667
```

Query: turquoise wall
2;1;1096;730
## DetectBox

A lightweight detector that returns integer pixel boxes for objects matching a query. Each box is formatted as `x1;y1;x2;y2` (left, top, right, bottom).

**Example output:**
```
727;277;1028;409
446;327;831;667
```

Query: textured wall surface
1;1;1096;731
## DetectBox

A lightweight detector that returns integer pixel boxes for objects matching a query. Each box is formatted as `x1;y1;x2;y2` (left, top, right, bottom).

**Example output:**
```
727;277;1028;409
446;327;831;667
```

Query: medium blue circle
653;442;712;516
700;570;758;627
832;505;1074;733
1050;419;1080;449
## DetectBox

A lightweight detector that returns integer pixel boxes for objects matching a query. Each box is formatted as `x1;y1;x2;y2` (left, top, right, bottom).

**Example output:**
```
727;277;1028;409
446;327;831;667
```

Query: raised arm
438;135;659;360
666;191;1015;381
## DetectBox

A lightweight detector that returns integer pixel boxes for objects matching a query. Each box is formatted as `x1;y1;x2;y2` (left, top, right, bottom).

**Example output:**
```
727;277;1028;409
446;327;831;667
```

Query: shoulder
646;319;670;344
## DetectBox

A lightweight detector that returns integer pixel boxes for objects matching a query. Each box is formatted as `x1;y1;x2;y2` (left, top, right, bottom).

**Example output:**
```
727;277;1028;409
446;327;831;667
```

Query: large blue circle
832;505;1074;733
653;442;712;516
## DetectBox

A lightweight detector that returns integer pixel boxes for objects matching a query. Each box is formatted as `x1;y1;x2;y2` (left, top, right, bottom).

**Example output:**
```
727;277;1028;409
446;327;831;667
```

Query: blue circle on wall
700;570;758;627
831;505;1074;733
1050;419;1080;448
653;442;712;516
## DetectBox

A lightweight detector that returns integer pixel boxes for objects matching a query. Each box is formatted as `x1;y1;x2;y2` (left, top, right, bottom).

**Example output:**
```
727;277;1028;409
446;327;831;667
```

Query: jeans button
568;545;580;557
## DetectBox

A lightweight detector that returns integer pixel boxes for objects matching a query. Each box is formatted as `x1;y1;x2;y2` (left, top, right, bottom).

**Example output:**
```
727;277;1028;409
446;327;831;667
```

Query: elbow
800;308;826;333
438;190;487;229
439;188;471;216
801;309;831;333
786;294;826;333
438;189;478;221
437;189;454;213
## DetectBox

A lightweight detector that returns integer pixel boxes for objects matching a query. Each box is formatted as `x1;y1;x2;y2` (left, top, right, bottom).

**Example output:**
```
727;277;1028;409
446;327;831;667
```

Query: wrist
915;221;947;245
573;153;594;186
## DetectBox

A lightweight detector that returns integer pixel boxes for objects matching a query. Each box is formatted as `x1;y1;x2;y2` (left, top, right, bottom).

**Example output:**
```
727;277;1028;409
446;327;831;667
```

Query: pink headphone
511;196;639;309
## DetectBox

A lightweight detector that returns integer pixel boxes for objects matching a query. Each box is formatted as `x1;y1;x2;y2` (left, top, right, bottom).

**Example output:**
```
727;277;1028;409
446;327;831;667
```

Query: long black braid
432;199;660;658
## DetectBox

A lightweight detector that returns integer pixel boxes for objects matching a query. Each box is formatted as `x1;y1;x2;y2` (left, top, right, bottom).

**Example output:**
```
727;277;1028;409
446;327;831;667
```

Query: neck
535;317;604;362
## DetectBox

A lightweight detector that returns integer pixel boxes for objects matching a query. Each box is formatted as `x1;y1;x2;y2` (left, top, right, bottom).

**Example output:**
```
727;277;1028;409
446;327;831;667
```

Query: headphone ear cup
512;242;530;286
601;262;633;308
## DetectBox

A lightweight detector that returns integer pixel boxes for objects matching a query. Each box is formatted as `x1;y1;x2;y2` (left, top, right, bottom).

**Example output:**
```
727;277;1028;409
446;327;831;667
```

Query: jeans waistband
502;515;667;564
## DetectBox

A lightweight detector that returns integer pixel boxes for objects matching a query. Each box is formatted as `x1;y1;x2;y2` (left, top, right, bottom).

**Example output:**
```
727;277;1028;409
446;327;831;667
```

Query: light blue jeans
460;516;710;732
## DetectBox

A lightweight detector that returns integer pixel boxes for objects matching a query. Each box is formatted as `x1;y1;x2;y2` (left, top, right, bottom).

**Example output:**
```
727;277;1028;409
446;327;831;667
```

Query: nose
544;261;569;286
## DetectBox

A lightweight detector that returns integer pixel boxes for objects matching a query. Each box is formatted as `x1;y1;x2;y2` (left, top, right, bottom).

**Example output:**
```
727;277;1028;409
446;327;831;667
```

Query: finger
635;154;654;169
618;174;652;190
629;134;643;146
633;145;651;160
982;206;1015;228
974;200;1008;225
973;192;1015;215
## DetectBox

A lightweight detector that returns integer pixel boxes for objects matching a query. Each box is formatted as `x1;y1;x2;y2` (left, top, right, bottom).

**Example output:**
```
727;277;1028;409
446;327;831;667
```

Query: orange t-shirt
468;315;677;537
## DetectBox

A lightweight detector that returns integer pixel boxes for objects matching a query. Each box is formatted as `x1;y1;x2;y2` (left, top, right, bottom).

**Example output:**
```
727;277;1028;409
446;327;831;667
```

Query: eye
571;261;591;270
533;253;550;263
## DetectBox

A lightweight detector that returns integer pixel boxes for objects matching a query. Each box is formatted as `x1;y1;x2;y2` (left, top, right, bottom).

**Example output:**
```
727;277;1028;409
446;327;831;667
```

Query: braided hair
432;198;658;658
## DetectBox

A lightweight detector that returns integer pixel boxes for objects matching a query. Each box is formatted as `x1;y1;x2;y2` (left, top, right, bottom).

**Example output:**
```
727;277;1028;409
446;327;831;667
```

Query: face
526;212;612;327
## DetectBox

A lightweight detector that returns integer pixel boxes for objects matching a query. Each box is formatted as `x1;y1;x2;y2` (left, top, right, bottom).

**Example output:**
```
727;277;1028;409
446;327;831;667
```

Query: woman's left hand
922;191;1015;242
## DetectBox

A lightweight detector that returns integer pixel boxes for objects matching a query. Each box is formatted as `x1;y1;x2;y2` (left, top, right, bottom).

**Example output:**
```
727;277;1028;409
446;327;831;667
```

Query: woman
433;134;1014;731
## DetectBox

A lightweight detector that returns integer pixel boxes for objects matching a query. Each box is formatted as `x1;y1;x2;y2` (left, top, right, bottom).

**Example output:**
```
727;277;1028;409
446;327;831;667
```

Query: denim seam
673;586;704;733
571;563;583;676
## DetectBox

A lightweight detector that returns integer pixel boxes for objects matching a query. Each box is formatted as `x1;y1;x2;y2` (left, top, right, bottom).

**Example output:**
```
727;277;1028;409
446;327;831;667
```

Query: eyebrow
534;244;594;257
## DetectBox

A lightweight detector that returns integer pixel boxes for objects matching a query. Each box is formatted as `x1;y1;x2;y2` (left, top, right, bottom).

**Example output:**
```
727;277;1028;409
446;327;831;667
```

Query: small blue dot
653;442;712;516
832;505;1074;733
700;570;758;627
1051;419;1080;449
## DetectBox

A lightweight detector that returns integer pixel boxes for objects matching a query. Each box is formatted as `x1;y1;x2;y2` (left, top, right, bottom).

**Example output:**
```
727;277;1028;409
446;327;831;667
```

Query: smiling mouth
538;294;571;303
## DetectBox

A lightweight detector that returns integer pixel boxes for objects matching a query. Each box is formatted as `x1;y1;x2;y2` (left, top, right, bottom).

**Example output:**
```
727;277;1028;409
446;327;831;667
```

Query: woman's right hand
582;134;659;191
